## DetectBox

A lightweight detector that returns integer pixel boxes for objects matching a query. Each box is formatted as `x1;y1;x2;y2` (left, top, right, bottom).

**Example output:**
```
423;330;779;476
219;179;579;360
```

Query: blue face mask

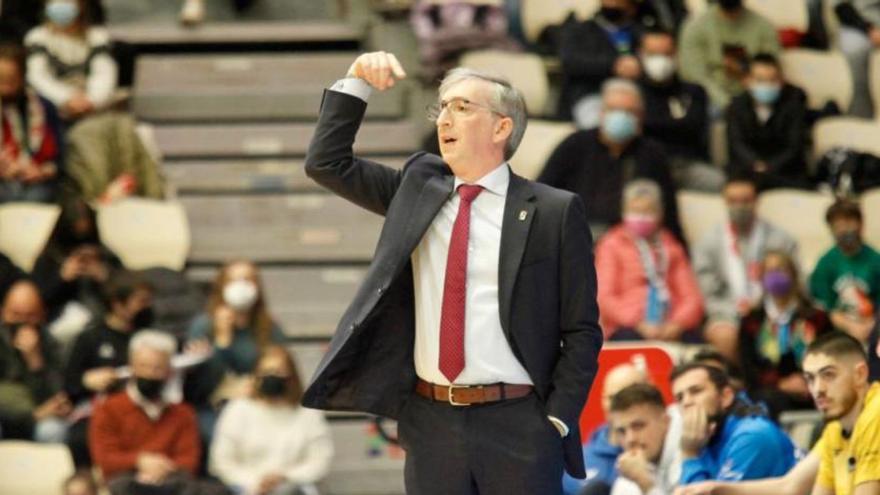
46;1;80;28
750;83;781;105
601;110;638;144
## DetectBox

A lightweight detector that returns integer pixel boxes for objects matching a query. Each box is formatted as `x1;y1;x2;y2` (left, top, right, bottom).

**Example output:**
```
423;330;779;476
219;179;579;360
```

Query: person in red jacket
596;179;704;341
89;330;221;495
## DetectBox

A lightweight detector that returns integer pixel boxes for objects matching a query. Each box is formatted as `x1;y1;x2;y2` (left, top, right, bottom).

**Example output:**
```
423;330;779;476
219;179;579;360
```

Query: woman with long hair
184;260;286;449
738;249;833;419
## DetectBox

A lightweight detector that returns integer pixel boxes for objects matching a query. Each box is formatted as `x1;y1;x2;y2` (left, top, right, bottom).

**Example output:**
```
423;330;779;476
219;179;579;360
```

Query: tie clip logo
519;210;528;221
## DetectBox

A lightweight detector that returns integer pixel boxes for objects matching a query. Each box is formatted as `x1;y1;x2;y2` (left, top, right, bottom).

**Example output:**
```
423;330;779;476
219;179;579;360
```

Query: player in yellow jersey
803;331;880;495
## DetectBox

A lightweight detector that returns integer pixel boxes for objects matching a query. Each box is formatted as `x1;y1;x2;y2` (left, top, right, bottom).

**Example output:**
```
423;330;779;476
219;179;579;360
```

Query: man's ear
721;385;736;409
493;116;513;144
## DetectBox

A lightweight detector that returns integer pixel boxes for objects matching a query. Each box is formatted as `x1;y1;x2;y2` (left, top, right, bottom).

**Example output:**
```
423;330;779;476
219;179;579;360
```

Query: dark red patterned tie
439;184;483;383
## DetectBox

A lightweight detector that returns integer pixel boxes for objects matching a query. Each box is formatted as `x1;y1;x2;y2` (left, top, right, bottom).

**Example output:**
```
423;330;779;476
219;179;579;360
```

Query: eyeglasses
426;96;505;122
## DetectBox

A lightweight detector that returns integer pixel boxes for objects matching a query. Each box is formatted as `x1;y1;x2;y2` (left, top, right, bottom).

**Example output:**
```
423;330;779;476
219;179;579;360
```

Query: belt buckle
448;384;479;406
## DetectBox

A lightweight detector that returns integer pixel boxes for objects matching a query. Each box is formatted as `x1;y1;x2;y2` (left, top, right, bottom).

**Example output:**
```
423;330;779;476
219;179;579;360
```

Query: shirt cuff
329;78;372;102
548;416;569;437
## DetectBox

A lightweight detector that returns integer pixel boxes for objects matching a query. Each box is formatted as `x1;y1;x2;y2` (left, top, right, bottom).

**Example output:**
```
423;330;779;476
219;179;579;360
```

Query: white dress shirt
411;163;532;386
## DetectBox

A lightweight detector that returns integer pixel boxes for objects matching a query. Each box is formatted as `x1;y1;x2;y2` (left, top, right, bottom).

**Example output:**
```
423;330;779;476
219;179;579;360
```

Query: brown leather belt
415;378;533;406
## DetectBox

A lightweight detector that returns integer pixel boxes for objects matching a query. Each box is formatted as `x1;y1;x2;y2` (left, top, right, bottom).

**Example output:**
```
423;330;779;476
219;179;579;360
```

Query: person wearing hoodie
609;383;683;495
726;53;810;190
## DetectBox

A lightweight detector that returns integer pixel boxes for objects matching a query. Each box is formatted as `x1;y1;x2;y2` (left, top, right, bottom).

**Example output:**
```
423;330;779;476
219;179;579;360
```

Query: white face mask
222;280;258;311
642;55;676;83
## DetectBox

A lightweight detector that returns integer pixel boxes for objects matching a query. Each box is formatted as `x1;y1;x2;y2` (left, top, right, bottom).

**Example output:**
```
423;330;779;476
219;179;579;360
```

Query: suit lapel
398;174;454;258
498;172;536;336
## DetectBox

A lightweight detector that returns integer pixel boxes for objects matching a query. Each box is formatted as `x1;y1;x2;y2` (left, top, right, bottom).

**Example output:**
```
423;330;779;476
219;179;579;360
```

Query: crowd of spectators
0;1;341;493
411;0;880;494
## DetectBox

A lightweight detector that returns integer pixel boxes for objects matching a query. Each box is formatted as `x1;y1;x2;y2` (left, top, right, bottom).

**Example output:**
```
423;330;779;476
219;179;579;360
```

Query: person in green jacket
809;199;880;343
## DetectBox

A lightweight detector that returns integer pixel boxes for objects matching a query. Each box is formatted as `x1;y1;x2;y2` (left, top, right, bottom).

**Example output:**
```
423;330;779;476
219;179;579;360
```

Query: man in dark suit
302;51;604;494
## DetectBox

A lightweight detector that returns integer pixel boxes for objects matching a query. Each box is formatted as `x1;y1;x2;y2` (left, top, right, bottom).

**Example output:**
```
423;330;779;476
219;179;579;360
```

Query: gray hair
439;67;528;160
623;179;663;212
129;330;177;359
601;78;644;112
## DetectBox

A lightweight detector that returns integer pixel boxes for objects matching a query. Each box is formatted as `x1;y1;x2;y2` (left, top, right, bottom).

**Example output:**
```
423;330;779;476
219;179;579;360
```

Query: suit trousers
397;392;564;495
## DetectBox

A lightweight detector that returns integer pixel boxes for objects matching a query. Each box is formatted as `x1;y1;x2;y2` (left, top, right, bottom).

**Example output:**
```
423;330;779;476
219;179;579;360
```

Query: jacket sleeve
304;89;404;217
546;195;604;428
537;132;579;188
692;233;735;321
765;92;807;174
808;256;836;311
666;239;704;329
680;454;715;484
716;430;790;481
726;99;760;168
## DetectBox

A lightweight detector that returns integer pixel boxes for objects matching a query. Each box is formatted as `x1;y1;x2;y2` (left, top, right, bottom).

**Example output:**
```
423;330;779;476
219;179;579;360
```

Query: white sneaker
180;0;205;26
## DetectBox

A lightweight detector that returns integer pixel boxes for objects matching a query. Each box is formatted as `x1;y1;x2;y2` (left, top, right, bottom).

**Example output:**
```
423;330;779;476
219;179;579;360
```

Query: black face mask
135;377;164;401
131;307;154;329
836;230;861;251
718;0;743;11
600;6;626;23
258;375;288;398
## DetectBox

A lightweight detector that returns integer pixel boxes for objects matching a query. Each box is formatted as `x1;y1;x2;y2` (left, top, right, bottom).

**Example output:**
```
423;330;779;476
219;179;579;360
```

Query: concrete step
181;193;383;263
134;53;408;121
154;121;420;159
164;157;407;193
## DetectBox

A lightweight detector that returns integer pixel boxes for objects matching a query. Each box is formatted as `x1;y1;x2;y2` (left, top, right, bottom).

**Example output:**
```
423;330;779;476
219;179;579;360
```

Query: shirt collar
453;162;510;197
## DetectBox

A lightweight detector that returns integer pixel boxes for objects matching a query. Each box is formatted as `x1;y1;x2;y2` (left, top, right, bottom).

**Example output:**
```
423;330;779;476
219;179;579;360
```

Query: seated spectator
672;363;797;485
410;0;519;82
64;270;155;468
739;250;833;419
0;280;70;442
25;0;117;120
210;345;333;494
0;42;64;203
801;331;880;494
563;362;650;495
833;0;880;117
32;200;120;351
809;199;880;343
726;54;810;190
679;0;780;110
608;383;682;495
557;0;644;126
62;111;164;207
539;79;683;241
637;28;722;192
63;470;98;495
595;180;703;341
184;260;286;446
693;174;799;361
89;330;221;495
